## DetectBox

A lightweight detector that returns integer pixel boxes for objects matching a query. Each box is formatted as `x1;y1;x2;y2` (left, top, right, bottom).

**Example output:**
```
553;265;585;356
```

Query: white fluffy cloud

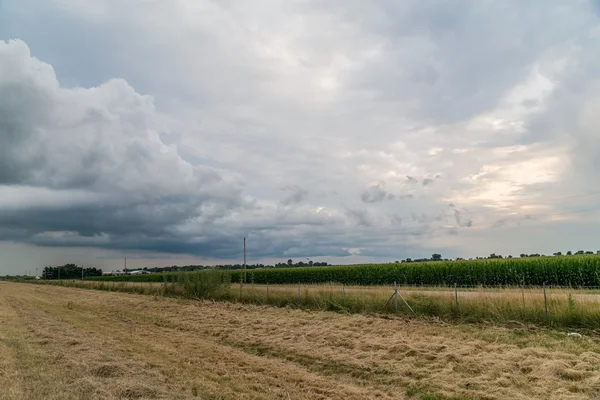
1;1;600;271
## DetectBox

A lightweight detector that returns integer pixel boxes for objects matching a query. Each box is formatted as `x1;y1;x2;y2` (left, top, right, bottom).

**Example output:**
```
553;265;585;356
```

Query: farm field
85;255;600;287
2;282;600;399
228;256;600;287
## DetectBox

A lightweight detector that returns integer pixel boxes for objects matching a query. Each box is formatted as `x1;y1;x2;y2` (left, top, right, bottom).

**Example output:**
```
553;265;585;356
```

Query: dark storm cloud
345;209;373;227
360;185;388;203
422;175;441;187
0;40;246;257
449;205;473;228
360;185;413;203
280;185;308;206
389;214;403;225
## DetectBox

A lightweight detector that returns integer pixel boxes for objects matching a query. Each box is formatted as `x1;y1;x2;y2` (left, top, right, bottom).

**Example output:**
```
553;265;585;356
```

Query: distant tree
553;252;562;256
42;264;102;280
287;259;293;266
576;250;584;255
431;254;442;261
567;251;572;255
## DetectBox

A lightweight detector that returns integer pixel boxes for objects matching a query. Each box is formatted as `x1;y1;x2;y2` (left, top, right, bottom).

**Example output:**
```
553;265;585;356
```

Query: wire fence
20;279;600;329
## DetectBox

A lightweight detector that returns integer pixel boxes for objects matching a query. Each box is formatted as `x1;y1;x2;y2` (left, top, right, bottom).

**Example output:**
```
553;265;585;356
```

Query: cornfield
230;255;600;287
84;255;600;287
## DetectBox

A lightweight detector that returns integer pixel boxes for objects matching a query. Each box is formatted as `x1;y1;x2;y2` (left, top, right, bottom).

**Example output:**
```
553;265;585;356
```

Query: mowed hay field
1;284;600;400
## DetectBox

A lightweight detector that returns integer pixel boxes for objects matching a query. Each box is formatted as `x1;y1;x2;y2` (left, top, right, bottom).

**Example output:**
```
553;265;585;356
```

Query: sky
1;1;600;274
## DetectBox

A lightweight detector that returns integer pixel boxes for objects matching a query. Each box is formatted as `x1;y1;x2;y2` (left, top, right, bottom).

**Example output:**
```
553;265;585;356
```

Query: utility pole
124;257;127;274
81;264;84;280
243;237;247;284
58;265;60;280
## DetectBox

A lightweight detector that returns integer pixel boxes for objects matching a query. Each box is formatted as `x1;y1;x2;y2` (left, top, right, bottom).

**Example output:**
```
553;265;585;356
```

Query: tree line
396;250;599;263
42;264;103;280
141;260;329;273
42;250;598;279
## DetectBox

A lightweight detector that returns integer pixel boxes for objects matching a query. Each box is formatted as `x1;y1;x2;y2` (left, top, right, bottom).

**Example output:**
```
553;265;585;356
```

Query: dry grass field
1;282;600;400
41;279;600;328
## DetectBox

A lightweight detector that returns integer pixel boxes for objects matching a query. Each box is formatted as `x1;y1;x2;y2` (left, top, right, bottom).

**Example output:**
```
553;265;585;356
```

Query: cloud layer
1;1;600;266
0;40;246;254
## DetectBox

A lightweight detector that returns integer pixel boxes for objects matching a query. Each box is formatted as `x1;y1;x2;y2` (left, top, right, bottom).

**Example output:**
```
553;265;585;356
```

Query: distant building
102;270;126;276
102;269;151;276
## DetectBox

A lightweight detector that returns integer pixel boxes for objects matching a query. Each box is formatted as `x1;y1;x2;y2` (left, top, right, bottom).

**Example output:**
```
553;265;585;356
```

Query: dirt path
0;282;599;399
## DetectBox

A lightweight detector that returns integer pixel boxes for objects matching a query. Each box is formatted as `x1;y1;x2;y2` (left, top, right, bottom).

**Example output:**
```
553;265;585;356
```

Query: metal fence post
455;283;459;314
543;283;549;324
